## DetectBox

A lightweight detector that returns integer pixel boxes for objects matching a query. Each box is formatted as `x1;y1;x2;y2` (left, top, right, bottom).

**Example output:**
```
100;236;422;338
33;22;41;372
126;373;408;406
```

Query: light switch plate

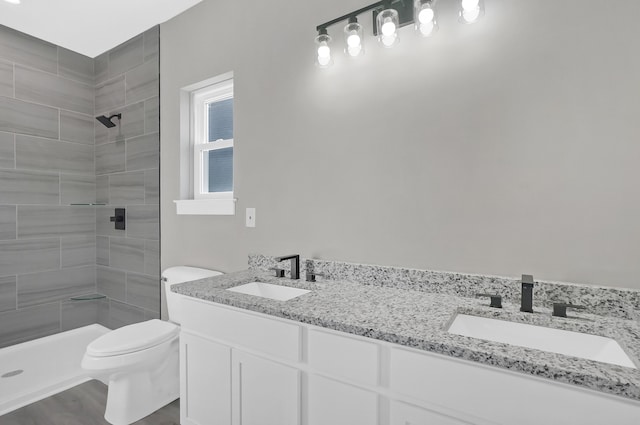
246;208;256;227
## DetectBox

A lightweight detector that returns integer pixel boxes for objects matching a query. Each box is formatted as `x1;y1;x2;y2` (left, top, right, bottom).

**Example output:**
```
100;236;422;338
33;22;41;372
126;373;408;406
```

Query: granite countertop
172;269;640;401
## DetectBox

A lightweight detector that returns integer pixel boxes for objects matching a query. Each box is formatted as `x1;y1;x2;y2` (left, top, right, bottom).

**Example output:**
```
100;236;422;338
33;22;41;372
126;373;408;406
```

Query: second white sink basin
227;282;310;301
448;314;636;368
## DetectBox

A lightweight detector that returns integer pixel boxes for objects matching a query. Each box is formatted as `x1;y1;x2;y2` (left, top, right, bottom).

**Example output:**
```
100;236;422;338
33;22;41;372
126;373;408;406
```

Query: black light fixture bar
316;0;415;35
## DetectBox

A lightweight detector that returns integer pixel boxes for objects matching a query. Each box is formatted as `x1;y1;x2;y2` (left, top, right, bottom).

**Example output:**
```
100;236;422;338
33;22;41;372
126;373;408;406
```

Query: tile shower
0;24;160;348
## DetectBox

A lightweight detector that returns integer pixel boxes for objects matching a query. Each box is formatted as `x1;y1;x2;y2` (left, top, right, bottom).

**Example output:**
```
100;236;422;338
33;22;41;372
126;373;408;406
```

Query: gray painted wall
160;0;640;290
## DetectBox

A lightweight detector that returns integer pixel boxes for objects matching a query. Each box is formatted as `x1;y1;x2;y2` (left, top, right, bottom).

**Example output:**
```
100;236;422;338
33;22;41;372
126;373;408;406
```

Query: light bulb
347;33;361;48
317;55;331;66
418;8;435;24
347;45;362;57
317;43;330;59
461;0;480;10
462;6;481;22
381;35;396;47
381;20;396;37
419;21;435;36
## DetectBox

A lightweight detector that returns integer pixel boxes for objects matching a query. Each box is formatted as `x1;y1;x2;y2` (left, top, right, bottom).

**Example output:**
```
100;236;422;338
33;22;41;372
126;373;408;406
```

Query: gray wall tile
97;266;126;302
125;59;158;104
0;131;14;168
17;266;96;308
109;236;144;273
126;132;159;171
0;205;16;240
109;34;143;78
144;240;159;277
15;65;94;115
0;96;59;138
0;25;57;73
0;59;13;97
0;169;59;204
96;175;109;204
96;206;126;236
96;236;109;266
61;299;98;331
107;299;145;329
0;238;60;275
145;169;159;205
95;101;144;145
16;135;95;174
126;272;159;311
0;302;60;348
61;174;96;204
18;206;95;238
0;275;16;313
95;75;125;114
94;52;109;85
127;205;159;240
60;110;94;145
144;308;160;320
143;26;159;62
58;47;94;85
144;96;159;134
96;141;125;175
109;171;145;204
62;236;96;268
97;298;110;328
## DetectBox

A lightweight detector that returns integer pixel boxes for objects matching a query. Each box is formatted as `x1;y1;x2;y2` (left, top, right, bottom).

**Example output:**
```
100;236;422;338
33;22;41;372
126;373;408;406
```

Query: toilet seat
87;319;179;357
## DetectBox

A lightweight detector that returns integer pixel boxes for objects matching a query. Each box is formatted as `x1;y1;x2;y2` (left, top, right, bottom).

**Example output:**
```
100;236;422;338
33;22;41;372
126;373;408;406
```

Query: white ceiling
0;0;202;58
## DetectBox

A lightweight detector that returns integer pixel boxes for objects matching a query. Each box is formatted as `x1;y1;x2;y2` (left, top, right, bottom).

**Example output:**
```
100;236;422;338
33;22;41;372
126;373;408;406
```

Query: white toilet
81;266;222;425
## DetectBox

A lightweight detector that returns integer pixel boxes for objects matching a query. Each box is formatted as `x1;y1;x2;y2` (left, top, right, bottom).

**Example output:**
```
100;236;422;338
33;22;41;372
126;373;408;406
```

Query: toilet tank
162;266;223;324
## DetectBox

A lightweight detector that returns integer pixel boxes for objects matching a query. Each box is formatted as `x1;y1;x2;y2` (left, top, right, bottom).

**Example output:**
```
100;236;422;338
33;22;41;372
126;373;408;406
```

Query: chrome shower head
96;113;122;128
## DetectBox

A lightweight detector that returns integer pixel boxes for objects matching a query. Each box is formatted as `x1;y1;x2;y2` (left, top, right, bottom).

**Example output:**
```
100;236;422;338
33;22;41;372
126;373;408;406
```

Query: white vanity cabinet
180;296;640;425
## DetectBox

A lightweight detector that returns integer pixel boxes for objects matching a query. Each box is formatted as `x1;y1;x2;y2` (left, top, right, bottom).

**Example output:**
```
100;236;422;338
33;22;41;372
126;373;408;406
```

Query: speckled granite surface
173;259;640;401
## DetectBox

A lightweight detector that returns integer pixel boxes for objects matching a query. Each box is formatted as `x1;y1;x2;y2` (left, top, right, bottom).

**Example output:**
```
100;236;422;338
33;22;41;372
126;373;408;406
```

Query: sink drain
2;370;24;378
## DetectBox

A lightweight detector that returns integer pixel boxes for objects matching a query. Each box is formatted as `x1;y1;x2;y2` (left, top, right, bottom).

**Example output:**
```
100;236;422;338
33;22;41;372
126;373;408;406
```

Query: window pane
208;98;233;142
204;147;233;193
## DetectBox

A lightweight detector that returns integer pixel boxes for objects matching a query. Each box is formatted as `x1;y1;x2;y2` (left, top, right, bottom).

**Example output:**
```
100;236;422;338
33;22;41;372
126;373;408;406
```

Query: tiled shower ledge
172;256;640;401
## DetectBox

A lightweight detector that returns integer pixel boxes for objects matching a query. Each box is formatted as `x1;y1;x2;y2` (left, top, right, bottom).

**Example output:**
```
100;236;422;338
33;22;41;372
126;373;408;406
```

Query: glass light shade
314;33;333;68
376;9;399;48
459;0;484;24
344;21;365;57
414;0;438;37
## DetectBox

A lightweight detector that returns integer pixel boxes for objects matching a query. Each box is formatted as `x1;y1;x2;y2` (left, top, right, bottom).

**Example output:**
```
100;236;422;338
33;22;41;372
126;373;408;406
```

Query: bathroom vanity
174;260;640;425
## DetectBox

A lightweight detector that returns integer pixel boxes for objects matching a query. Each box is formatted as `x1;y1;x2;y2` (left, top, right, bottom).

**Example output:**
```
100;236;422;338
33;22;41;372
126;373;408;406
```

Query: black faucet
520;274;534;313
275;254;300;280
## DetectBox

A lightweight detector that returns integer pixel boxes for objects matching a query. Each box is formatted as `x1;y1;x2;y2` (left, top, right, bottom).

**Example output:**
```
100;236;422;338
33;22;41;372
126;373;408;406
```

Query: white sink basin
227;282;311;301
448;314;636;368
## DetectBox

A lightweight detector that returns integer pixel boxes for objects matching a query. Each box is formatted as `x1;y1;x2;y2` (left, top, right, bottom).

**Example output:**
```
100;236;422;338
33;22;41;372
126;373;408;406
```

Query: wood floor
0;380;180;425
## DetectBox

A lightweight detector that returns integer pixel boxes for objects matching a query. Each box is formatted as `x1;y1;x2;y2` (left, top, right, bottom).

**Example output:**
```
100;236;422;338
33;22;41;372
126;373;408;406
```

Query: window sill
174;199;236;216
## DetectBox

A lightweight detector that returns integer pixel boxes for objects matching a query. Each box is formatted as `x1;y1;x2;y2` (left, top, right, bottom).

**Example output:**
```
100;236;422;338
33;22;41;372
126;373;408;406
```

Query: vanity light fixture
377;8;400;47
3;0;21;4
315;28;333;68
344;17;365;57
459;0;484;24
414;0;438;37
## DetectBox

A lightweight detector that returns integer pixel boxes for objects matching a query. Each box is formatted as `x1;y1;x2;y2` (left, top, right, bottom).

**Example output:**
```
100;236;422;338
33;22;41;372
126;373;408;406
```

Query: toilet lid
87;319;179;357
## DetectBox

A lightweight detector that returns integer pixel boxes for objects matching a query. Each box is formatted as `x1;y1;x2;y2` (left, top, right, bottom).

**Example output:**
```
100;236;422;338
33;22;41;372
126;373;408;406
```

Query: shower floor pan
0;324;109;416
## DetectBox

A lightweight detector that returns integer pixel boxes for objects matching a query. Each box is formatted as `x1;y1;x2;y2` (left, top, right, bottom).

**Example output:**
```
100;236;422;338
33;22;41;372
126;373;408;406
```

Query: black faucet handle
269;267;285;278
552;302;586;318
476;293;502;309
306;271;325;282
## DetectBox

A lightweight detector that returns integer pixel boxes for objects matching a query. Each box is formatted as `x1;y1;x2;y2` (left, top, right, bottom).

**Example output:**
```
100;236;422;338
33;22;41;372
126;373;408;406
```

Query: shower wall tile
108;34;143;78
96;175;109;204
107;299;145;329
60;110;95;145
95;75;125;114
61;174;96;204
0;275;16;313
61;299;98;332
0;25;58;74
15;65;94;115
0;169;59;204
94;52;109;85
97;298;110;328
0;303;60;348
109;171;145;204
126;132;159;171
0;59;13;97
144;308;160;320
125;59;159;104
144;240;159;277
0;131;14;168
0;96;59;138
18;206;95;239
144;96;159;134
96;236;110;266
96;141;125;175
17;266;96;308
97;266;126;302
109;237;145;273
95;101;144;145
0;205;16;240
61;236;97;268
0;239;60;275
126;272;159;311
16;135;95;174
143;26;159;62
127;205;159;240
96;206;126;237
145;169;159;205
58;47;94;85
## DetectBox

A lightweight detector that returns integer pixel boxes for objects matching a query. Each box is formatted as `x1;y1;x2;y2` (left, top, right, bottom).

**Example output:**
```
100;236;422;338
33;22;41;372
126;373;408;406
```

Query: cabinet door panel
308;374;378;425
181;332;231;425
233;350;300;425
390;401;473;425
